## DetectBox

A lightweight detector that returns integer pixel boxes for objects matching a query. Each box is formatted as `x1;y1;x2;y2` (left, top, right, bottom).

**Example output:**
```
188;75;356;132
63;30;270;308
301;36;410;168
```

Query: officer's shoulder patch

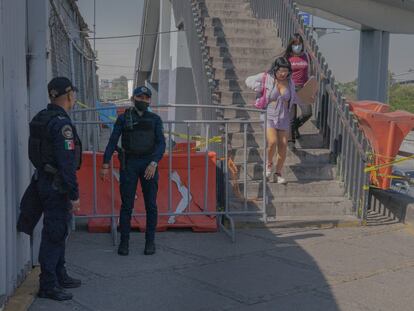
64;139;75;150
61;124;73;139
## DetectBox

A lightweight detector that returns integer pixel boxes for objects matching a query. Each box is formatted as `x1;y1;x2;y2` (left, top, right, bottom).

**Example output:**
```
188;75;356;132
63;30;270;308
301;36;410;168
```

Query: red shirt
289;53;309;87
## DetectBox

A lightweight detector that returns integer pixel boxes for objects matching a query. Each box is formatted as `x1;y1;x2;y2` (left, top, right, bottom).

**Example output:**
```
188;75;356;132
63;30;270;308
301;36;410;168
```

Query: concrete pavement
28;223;414;311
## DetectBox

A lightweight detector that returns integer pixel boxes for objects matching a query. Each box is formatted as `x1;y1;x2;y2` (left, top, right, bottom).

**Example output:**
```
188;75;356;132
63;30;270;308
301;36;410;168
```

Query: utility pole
93;0;96;52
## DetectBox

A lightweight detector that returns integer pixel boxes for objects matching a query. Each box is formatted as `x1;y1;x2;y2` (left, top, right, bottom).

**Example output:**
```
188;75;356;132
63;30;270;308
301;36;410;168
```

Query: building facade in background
99;76;129;102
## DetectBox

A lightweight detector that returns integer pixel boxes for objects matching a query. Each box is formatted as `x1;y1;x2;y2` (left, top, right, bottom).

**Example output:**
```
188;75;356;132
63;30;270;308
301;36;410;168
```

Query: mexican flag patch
64;139;75;150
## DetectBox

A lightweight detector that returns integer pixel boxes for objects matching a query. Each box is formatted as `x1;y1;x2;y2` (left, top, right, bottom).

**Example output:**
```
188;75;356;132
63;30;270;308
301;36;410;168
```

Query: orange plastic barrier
173;142;197;153
349;102;414;189
348;100;390;113
76;151;217;233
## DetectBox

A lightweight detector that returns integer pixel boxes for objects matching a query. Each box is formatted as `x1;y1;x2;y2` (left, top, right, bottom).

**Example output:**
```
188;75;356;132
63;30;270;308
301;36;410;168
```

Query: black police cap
48;77;78;99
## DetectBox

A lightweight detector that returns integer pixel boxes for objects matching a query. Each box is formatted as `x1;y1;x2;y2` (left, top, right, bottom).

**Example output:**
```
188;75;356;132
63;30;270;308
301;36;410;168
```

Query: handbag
254;72;268;109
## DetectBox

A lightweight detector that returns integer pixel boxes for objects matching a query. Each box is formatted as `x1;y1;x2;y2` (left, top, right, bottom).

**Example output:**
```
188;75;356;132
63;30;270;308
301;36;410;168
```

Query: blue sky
77;1;414;83
77;0;144;81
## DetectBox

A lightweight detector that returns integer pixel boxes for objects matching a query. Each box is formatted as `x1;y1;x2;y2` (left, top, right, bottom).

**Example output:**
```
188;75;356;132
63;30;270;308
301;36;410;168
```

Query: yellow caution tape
364;154;414;173
169;131;222;144
76;100;117;121
76;100;223;149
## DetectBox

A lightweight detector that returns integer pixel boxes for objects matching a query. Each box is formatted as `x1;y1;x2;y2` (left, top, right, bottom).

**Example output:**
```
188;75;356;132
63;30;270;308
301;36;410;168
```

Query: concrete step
201;1;250;11
231;180;345;198
215;79;252;92
229;196;354;217
227;121;263;133
267;196;354;217
218;91;256;106
201;9;252;18
209;46;278;59
204;17;275;29
295;119;320;134
229;132;324;149
204;0;248;2
232;163;336;181
204;25;276;39
214;68;263;81
212;56;273;70
229;214;359;226
207;36;280;49
221;108;262;120
230;147;332;164
296;133;327;149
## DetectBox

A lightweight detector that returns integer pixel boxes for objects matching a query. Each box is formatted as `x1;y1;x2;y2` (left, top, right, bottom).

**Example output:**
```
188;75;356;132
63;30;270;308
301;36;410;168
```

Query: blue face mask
292;44;302;54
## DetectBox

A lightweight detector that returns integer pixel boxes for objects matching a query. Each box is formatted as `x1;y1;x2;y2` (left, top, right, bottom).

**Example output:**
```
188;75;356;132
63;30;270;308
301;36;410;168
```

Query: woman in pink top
284;33;312;144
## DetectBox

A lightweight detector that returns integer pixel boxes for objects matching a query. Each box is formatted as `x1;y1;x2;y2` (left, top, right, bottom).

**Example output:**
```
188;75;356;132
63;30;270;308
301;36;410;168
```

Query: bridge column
357;30;390;102
159;0;172;120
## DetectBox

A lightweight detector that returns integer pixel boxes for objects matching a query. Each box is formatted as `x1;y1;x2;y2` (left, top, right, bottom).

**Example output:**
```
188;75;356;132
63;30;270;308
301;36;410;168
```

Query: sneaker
275;174;287;184
265;163;273;178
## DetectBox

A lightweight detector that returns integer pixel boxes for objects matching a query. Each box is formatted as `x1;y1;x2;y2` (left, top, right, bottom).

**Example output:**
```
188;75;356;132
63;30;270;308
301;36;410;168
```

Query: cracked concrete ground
29;223;414;311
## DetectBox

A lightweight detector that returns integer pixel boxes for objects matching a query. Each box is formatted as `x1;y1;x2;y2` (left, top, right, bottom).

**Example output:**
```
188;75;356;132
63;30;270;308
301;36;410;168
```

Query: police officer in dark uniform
100;86;165;256
29;77;82;301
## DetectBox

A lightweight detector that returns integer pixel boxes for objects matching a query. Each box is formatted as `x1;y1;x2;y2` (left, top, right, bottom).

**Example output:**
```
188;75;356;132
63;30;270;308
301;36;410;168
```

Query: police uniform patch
49;89;58;98
64;139;75;150
61;125;73;139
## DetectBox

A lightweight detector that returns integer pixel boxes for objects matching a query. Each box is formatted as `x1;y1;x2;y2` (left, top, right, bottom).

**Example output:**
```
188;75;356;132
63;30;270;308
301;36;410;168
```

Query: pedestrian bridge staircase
172;0;371;225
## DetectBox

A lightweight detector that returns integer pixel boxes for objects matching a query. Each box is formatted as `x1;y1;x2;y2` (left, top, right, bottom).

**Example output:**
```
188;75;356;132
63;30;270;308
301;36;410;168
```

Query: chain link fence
49;0;98;150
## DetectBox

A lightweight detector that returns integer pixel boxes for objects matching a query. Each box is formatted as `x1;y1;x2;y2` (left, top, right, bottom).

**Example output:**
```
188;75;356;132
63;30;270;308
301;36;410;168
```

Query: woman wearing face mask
284;33;312;145
245;57;305;184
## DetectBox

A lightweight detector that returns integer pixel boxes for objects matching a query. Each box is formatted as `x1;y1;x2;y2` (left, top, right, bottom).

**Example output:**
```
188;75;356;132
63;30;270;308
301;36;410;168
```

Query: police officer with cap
29;77;82;301
100;86;166;256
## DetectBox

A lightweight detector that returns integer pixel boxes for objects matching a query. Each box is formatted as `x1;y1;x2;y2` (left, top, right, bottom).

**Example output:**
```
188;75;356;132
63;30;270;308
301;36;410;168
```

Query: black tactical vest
121;108;155;156
29;108;82;171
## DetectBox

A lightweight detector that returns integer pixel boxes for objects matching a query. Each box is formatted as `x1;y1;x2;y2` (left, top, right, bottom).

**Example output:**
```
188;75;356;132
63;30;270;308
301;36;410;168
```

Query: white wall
0;0;33;306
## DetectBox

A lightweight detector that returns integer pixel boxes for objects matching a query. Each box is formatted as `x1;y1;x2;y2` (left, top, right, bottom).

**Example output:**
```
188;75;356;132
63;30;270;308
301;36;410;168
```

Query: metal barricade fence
71;104;268;242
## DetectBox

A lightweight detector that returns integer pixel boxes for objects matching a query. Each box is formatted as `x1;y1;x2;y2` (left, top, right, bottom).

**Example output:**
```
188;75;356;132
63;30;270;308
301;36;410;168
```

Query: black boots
118;238;129;256
144;240;156;255
118;237;155;256
58;275;82;289
38;286;73;301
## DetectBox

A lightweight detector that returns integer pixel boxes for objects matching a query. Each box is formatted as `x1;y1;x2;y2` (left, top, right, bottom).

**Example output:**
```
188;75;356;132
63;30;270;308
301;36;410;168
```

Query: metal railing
249;0;371;221
71;104;268;242
170;0;217;121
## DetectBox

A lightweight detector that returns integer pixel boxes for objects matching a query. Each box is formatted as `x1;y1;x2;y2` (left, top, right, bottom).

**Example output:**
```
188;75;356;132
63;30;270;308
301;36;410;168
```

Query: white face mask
292;44;302;54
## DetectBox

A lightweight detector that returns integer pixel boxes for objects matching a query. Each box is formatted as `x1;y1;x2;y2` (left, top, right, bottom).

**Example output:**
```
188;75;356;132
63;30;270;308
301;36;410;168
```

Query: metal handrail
71;104;266;114
72;107;268;243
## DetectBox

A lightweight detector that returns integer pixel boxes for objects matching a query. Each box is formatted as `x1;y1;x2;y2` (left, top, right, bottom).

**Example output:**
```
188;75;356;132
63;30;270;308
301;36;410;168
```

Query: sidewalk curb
233;219;362;230
3;267;39;311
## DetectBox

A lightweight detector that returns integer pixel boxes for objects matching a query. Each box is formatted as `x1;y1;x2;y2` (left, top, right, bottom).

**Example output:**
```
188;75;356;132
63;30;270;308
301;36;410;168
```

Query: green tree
389;84;414;113
337;78;414;113
337;80;357;101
